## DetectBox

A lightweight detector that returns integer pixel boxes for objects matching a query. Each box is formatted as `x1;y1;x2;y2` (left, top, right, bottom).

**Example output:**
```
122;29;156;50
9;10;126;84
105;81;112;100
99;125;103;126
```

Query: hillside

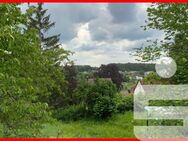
76;63;155;73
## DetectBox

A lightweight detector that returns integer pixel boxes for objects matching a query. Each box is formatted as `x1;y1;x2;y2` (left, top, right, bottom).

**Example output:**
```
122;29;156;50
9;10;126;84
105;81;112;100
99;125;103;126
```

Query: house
129;80;145;94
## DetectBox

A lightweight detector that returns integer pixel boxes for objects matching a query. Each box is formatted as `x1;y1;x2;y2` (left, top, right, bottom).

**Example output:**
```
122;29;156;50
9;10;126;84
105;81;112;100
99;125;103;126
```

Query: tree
0;4;69;137
46;62;77;109
28;3;60;49
0;4;54;137
63;63;78;105
143;72;169;84
64;63;77;94
95;64;124;90
27;3;71;109
135;4;188;84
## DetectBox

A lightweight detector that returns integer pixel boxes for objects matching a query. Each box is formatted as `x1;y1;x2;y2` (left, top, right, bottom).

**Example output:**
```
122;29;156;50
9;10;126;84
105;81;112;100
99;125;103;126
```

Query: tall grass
41;112;135;138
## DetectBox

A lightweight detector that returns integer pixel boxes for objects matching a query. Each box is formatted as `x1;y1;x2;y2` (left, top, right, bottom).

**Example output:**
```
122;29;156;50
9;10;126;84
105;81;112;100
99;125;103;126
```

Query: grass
0;112;135;138
0;125;3;137
41;112;135;138
1;111;183;138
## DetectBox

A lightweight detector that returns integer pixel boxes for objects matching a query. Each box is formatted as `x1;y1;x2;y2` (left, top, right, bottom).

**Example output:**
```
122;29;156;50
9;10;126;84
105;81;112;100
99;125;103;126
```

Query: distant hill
76;63;155;73
75;65;97;73
115;63;155;72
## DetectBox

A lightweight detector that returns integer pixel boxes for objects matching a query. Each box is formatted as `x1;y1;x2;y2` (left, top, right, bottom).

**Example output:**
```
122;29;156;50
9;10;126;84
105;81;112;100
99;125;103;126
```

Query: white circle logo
155;57;177;78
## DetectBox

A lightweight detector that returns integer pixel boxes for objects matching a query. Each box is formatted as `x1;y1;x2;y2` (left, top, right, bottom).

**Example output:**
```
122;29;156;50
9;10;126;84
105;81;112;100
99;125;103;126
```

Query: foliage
93;96;116;119
27;3;61;49
0;4;54;137
91;78;118;98
85;79;117;116
39;37;70;109
115;94;133;113
134;40;162;62
47;64;67;108
74;79;118;119
53;104;86;121
49;62;78;109
26;3;71;109
134;4;188;84
95;64;124;90
63;63;78;105
142;72;169;84
73;80;91;105
0;3;70;137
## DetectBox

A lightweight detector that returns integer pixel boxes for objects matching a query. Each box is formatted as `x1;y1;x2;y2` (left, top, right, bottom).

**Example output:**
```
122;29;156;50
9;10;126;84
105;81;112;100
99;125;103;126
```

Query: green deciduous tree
0;4;49;137
135;4;188;83
0;4;67;137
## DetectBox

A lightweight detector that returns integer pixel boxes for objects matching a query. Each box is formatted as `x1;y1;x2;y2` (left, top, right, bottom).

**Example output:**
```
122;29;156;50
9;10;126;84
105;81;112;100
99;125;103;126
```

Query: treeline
76;63;155;73
115;63;155;72
76;65;97;72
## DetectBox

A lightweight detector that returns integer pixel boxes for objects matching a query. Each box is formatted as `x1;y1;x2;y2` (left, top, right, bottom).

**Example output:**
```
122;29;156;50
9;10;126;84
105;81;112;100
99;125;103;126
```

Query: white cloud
23;3;164;66
63;22;142;66
72;23;91;45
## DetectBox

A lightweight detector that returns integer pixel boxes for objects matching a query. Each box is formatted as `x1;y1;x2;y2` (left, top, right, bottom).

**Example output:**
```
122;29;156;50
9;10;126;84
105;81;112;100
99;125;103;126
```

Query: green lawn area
41;112;135;138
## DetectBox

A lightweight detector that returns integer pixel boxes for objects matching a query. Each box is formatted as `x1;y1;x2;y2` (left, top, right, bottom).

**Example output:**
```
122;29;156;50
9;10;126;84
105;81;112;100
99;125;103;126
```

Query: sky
25;3;163;67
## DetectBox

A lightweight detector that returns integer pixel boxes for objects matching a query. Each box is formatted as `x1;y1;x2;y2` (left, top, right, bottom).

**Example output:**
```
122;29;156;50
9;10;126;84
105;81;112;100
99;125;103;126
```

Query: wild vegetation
0;3;187;138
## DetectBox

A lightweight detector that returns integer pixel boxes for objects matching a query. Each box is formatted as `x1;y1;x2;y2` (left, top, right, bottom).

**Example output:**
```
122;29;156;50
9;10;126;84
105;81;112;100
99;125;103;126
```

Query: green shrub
91;78;117;98
54;104;86;121
115;94;133;113
74;78;118;119
74;80;92;105
93;96;116;119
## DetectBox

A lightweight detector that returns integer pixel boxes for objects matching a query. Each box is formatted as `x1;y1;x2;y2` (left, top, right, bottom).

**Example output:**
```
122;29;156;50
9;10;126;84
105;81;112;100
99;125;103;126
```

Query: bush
73;80;92;105
53;104;86;121
86;79;117;110
115;94;133;113
93;96;116;119
74;78;118;119
91;78;117;98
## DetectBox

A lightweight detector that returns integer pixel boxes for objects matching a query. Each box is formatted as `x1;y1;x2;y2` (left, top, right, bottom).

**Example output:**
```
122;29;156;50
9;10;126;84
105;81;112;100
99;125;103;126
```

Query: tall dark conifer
28;3;60;49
